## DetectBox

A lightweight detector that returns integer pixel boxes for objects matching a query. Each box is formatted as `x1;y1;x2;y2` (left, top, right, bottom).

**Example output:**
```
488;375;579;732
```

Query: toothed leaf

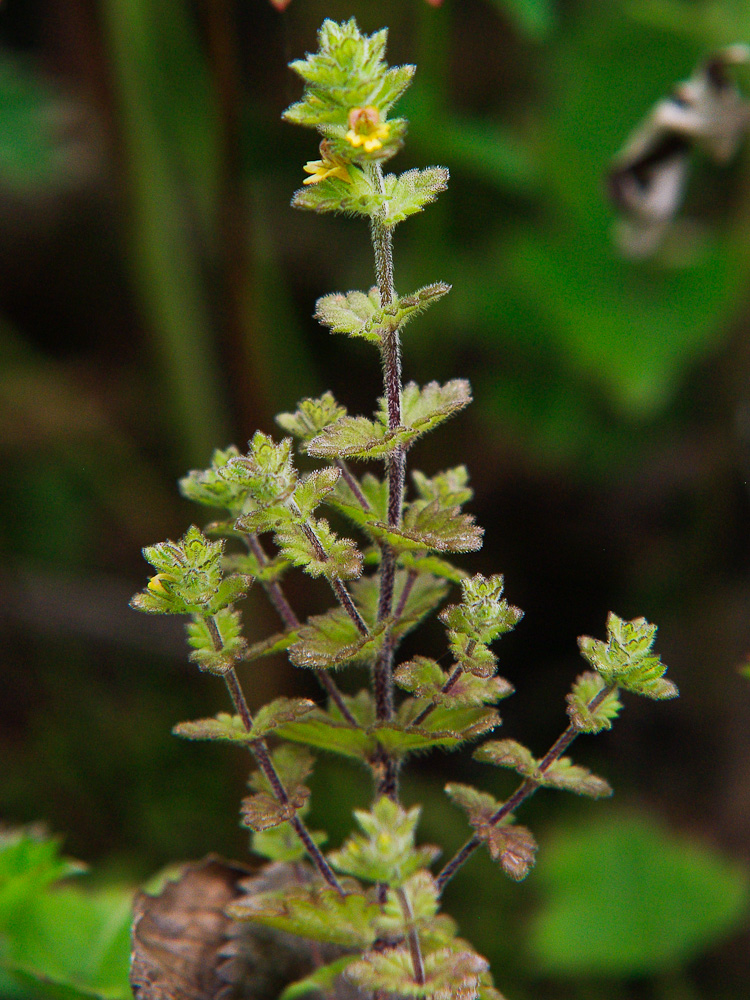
173;699;315;744
185;608;247;675
276;392;347;444
346;944;488;999
228;882;379;949
579;614;678;699
289;610;386;669
566;672;623;733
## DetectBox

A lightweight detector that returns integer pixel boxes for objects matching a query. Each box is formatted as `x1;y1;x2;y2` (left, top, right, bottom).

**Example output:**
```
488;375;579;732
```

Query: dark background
2;1;750;998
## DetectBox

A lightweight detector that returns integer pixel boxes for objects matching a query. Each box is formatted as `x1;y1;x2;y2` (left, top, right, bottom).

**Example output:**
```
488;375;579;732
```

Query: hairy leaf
276;393;347;445
173;699;316;745
228;882;379;949
566;671;623;733
184;608;247;675
379;167;450;226
328;798;438;887
315;282;451;343
346;944;488;1000
275;518;363;581
579;614;678;699
289;610;386;669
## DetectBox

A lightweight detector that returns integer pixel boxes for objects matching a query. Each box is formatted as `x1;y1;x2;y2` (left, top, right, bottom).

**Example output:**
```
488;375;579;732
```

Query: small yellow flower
302;140;352;185
147;573;174;595
345;106;390;153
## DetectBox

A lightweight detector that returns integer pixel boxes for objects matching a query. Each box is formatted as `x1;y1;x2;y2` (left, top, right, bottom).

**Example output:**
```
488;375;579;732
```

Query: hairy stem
246;534;358;726
368;166;404;801
409;664;464;729
207;619;345;895
336;458;372;510
435;684;618;893
396;886;426;987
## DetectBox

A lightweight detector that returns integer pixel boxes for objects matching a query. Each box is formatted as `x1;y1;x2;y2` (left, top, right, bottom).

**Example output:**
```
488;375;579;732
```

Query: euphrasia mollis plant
131;19;678;1000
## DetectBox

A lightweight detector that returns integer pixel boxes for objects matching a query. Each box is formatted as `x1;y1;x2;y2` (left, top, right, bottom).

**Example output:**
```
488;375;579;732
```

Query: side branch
435;684;618;893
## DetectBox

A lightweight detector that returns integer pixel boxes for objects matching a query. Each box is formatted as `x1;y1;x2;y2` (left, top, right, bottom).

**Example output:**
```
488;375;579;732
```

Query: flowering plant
131;19;677;999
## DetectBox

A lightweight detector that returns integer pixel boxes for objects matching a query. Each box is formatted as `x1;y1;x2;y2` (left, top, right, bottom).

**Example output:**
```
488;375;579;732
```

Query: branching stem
435;684;618;893
206;617;345;895
246;534;358;726
409;664;464;729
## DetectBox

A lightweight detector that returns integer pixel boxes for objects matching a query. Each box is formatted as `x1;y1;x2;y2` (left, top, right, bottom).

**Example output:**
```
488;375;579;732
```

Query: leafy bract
328;798;439;887
179;446;246;514
220;432;297;509
395;657;514;708
315;283;451;343
283;19;414;133
172;699;315;745
346;944;488;1000
185;608;246;675
578;614;678;699
276;392;348;445
379;167;451;226
280;957;358;1000
566;672;623;733
307;380;472;460
228;882;380;949
130;526;251;616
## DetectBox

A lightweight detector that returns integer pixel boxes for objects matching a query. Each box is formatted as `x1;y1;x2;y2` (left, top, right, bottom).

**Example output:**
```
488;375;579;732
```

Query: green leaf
444;783;538;881
315;283;451;343
473;739;537;776
275;518;363;581
279;956;358;1000
0;885;134;1000
308;380;472;460
566;672;623;733
314;287;383;342
350;571;448;638
396;657;514;707
219;432;297;509
228;882;379;949
291;167;381;219
292;468;342;518
0;829;85;927
242;628;299;663
276;393;348;445
578;614;678;699
398;552;468;583
276;711;371;760
289;610;386;669
185;608;247;675
172;699;316;744
131;526;250;616
179;445;247;513
380;167;450;226
223;550;291;584
412;466;473;508
328;798;439;887
529;811;750;976
475;740;612;798
283;19;414;131
398;497;483;553
346;944;488;999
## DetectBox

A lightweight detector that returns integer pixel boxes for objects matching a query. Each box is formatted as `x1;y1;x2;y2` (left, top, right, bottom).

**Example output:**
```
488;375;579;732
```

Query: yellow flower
345;106;390;153
302;140;352;185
